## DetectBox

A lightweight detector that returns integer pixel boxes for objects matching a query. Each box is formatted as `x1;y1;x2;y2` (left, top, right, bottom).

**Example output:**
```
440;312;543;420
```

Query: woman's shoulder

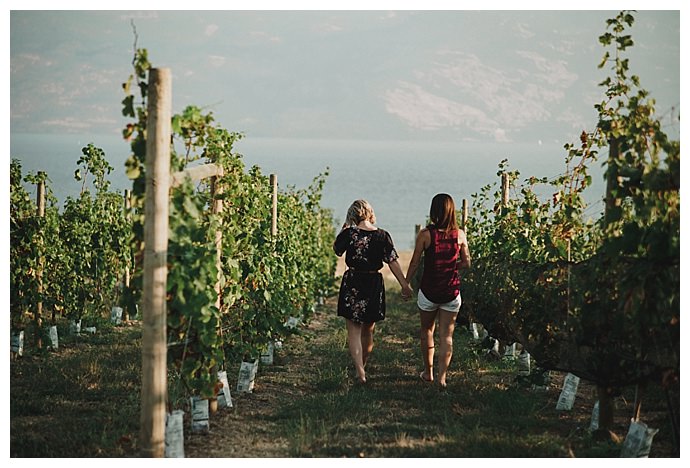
415;227;431;245
337;226;355;238
373;228;395;243
457;228;468;243
417;227;431;238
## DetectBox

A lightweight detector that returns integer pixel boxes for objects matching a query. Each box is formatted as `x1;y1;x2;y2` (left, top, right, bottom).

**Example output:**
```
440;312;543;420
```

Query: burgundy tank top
420;227;460;304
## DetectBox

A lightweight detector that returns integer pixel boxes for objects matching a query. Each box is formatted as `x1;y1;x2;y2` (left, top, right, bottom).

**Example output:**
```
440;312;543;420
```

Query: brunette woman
405;193;471;388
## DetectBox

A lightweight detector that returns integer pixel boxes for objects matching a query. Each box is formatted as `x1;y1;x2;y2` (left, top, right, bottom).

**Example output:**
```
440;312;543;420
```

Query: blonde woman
334;199;413;384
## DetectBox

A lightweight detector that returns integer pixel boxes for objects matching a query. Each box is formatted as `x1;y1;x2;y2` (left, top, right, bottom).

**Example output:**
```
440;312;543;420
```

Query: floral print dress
333;227;399;324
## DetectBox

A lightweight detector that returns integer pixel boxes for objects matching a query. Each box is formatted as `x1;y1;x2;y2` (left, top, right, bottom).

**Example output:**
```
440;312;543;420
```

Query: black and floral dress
333;227;399;324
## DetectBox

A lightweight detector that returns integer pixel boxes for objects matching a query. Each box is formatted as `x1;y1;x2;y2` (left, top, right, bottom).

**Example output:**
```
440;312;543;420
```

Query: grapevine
462;11;679;433
119;49;336;398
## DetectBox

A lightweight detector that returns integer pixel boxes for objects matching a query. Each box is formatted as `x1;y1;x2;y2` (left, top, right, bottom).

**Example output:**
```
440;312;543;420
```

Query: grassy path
184;288;674;458
10;285;676;457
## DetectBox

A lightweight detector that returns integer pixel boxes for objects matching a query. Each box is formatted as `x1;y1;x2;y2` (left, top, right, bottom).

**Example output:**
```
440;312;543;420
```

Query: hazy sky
8;4;682;145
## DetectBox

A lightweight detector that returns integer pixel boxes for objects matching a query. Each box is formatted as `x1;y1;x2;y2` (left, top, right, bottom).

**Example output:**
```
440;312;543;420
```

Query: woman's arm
458;229;471;269
405;229;429;283
333;226;350;257
388;259;413;299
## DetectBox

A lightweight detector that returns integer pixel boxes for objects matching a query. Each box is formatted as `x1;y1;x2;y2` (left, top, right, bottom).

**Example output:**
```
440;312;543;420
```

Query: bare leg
346;319;366;383
361;322;376;368
419;309;437;381
437;310;458;387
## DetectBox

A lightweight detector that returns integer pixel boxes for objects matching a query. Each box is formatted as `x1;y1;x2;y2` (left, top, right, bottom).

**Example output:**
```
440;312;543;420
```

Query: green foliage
120;50;336;397
166;179;224;397
462;10;679;389
10;144;131;344
10;161;60;330
120;48;150;320
217;162;337;365
59;144;131;322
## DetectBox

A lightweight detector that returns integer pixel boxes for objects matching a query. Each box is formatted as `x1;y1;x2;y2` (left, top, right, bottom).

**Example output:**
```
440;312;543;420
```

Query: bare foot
419;371;433;383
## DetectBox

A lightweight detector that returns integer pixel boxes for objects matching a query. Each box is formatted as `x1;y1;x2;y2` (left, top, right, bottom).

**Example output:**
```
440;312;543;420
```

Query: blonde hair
346;199;376;226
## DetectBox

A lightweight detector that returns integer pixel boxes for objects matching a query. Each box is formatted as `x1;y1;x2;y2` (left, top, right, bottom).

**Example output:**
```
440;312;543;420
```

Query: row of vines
11;146;131;343
462;11;679;443
10;46;337;404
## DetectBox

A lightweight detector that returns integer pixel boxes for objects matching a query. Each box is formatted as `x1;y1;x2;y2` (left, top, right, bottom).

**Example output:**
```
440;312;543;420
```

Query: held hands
388;259;412;301
401;282;413;301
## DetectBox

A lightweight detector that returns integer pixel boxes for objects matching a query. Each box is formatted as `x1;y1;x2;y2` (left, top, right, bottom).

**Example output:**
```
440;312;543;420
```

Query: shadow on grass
10;289;670;458
267;292;595;457
10;324;142;457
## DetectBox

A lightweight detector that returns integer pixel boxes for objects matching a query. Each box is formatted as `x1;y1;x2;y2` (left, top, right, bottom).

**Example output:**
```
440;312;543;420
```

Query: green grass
265;292;570;457
10;288;678;457
263;290;675;457
10;322;142;457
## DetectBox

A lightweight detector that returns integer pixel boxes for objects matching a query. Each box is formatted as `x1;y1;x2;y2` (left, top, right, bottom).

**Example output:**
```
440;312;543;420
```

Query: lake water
10;133;606;250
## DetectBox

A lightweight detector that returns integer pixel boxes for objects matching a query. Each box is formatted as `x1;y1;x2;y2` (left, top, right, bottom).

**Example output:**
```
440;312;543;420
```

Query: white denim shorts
417;289;462;313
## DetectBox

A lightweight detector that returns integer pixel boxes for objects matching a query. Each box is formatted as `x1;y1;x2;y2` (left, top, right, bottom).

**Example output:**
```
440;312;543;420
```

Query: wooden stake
577;140;626;442
210;168;225;414
124;189;131;290
461;199;468;231
123;189;131;321
36;174;45;216
501;173;509;207
140;68;172;458
633;385;642;422
36;174;45;347
270;174;278;238
212;170;224;312
171;163;222;188
566;238;571;318
596;138;621;435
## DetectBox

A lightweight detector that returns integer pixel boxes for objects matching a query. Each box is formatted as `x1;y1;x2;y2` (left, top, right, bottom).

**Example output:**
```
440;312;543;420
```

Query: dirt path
184;289;677;458
184;304;335;457
10;275;676;457
186;252;414;457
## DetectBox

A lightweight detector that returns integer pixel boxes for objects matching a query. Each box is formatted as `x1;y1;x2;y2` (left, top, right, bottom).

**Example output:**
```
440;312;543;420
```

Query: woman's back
420;226;460;303
334;227;398;271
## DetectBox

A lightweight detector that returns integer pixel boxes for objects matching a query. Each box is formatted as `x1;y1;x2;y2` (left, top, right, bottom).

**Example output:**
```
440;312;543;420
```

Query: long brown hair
428;193;458;231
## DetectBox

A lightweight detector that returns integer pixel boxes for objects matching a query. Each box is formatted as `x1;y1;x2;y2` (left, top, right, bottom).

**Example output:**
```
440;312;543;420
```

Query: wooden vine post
595;138;622;440
35;174;46;349
210;167;224;415
123;189;131;321
270;174;278;238
501;173;509;207
212;171;224;317
140;67;171;458
461;198;468;231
